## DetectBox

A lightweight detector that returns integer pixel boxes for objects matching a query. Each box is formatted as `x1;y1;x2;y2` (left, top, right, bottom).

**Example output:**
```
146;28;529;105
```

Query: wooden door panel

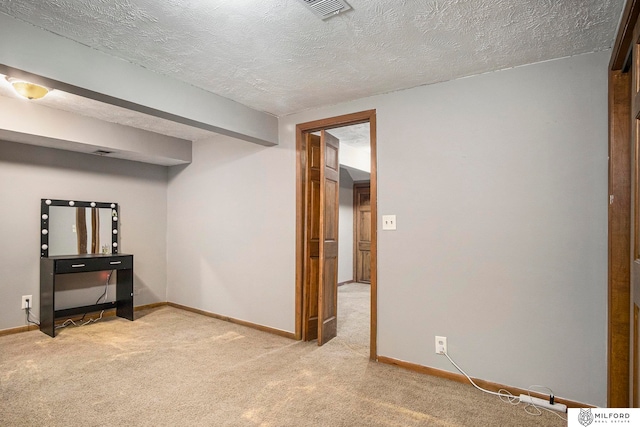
359;211;371;241
358;242;371;251
310;142;322;168
324;180;338;240
303;134;322;341
305;256;320;341
359;192;370;207
317;130;340;346
358;251;371;283
310;181;321;240
326;143;339;171
320;256;338;342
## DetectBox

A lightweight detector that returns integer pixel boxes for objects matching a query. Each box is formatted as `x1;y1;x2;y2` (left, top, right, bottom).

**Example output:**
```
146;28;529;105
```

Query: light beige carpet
0;283;564;426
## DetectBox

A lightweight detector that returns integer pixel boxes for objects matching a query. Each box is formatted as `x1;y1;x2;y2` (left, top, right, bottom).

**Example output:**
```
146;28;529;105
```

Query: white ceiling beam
0;95;192;166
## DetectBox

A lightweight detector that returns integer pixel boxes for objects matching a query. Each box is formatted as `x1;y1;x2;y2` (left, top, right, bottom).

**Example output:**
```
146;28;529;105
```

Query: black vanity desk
40;254;134;337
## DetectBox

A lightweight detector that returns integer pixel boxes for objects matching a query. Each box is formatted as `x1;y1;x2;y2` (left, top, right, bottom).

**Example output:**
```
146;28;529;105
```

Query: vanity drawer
55;256;133;273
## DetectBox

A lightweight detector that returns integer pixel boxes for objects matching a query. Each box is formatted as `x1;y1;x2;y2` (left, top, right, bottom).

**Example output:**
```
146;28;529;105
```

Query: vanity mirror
40;199;119;257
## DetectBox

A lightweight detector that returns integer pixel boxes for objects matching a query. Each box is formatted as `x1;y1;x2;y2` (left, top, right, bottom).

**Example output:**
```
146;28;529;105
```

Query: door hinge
610;194;614;205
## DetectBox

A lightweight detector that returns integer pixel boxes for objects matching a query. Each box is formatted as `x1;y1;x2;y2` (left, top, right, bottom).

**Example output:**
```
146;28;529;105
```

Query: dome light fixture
5;76;50;100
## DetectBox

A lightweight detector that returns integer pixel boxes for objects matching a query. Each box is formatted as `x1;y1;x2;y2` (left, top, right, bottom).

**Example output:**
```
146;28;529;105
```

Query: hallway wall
338;168;354;283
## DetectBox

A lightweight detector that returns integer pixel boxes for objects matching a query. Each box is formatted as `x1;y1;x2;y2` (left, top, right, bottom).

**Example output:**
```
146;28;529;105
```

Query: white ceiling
0;0;626;142
328;122;369;149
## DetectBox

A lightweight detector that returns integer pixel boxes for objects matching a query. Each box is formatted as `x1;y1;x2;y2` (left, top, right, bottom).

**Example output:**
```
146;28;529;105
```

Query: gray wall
0;140;168;330
339;168;354;283
0;49;608;406
167;136;295;331
279;51;609;406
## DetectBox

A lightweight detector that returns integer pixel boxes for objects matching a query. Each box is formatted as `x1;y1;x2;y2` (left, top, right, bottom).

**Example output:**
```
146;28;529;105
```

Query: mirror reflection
48;207;114;256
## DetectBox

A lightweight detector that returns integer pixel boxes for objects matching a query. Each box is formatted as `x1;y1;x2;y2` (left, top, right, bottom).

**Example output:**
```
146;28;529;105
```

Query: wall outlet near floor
435;336;447;354
21;295;32;309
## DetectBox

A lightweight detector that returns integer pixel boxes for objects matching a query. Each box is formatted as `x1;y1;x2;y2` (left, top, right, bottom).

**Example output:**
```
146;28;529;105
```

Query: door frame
295;109;378;360
608;0;637;407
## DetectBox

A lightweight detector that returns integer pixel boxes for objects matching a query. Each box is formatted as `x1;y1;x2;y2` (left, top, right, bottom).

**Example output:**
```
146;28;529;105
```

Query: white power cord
55;270;113;330
442;351;567;421
25;299;40;327
56;310;105;329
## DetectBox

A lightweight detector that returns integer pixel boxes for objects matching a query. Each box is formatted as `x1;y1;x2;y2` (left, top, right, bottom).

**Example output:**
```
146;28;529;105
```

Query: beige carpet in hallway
0;283;564;426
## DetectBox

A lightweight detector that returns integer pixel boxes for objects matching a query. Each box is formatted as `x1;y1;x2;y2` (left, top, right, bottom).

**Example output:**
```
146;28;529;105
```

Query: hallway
336;282;370;357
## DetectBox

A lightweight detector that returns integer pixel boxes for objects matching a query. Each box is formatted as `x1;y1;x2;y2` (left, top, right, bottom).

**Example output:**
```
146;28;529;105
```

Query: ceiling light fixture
6;76;50;100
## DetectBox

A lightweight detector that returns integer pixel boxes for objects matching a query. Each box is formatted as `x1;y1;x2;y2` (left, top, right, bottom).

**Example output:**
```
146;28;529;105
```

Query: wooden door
318;130;340;345
302;131;340;345
354;183;371;283
302;133;321;341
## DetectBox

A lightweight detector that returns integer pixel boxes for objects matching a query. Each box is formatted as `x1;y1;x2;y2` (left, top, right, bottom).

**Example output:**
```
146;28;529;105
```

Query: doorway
295;110;377;360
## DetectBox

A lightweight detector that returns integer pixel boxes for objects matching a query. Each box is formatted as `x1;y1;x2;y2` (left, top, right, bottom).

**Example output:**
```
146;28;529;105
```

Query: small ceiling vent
298;0;352;20
92;149;114;156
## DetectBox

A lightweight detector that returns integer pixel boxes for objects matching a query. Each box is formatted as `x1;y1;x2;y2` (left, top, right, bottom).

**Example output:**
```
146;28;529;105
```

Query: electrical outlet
435;336;447;354
21;295;32;310
382;215;397;230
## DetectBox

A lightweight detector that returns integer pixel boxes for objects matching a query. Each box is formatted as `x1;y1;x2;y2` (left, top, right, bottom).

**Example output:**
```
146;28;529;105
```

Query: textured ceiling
0;0;626;143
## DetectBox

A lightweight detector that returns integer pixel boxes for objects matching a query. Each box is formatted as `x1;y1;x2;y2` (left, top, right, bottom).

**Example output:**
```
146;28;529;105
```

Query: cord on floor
442;351;567;421
56;310;105;329
55;270;114;330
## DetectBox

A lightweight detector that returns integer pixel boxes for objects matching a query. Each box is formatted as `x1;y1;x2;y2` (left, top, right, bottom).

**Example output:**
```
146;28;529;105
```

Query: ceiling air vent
298;0;352;20
92;149;114;156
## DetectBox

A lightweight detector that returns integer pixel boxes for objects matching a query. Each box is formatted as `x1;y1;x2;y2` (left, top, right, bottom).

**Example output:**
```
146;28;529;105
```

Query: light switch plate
382;215;396;230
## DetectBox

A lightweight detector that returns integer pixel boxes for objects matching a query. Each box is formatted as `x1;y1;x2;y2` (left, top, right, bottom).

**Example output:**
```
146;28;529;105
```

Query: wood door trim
609;69;632;407
295;109;378;359
611;0;640;71
609;0;639;407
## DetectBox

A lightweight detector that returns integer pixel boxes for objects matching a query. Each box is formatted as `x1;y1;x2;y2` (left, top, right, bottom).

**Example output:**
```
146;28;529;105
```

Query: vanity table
39;199;134;338
40;254;134;337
